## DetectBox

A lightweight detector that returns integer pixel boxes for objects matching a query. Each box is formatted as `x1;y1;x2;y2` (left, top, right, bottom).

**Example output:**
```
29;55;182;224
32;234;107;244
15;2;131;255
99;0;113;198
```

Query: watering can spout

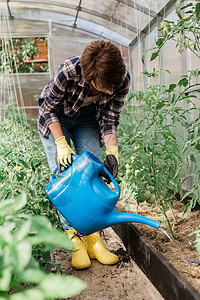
105;208;160;229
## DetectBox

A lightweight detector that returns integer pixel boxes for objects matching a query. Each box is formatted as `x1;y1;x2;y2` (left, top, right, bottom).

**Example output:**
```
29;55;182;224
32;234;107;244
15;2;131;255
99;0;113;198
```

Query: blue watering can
45;151;160;235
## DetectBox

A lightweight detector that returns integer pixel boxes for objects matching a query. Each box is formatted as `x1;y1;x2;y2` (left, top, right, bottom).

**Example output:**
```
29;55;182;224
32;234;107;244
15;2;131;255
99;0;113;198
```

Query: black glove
101;154;118;183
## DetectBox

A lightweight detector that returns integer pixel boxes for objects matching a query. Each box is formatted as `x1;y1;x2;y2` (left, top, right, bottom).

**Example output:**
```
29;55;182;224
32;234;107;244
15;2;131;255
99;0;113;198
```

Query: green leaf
13;220;32;242
141;49;149;64
169;92;178;104
156;38;165;47
190;69;199;78
156;102;166;109
139;152;149;164
182;200;193;218
178;77;188;87
14;193;27;212
39;274;86;298
0;193;27;216
31;215;52;232
0;296;8;300
18;269;46;284
0;199;16;217
14;241;32;273
9;289;44;300
190;153;196;163
0;268;11;291
168;84;176;92
150;51;159;61
27;228;74;251
4;150;12;157
195;143;200;150
195;3;200;20
30;160;35;172
176;0;183;19
162;30;168;39
0;222;15;245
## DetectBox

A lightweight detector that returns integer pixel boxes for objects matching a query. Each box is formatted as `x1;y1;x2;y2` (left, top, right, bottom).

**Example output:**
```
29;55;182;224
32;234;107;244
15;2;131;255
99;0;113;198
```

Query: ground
53;227;164;300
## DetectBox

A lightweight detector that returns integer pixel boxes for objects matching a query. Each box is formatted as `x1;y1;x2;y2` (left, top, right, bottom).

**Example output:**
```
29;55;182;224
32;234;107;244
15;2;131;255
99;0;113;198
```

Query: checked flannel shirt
38;56;130;145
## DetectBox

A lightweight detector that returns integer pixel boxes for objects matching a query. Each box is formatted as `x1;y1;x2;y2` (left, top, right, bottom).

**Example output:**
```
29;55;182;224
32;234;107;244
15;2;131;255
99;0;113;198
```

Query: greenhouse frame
0;1;200;299
1;0;195;104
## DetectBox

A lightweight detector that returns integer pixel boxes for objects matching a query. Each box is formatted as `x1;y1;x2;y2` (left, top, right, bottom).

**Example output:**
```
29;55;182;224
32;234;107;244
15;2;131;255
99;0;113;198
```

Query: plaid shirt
38;56;130;143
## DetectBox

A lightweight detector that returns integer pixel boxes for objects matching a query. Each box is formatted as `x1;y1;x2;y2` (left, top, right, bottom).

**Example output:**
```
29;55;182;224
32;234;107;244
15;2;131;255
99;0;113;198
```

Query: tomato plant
118;68;200;238
117;1;200;242
142;0;200;63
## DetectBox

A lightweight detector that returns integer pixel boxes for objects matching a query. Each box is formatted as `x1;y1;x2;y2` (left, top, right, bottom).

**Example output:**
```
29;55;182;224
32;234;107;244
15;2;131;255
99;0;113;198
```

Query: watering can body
45;151;160;235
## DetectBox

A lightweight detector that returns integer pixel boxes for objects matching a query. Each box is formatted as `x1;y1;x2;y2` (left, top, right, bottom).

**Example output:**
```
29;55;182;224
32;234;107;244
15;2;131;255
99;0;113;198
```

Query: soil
52;227;164;300
116;198;200;294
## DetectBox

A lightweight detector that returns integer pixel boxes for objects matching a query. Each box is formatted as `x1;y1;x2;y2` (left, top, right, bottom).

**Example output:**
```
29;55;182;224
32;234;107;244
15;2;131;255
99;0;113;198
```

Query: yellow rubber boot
86;231;119;265
66;230;91;270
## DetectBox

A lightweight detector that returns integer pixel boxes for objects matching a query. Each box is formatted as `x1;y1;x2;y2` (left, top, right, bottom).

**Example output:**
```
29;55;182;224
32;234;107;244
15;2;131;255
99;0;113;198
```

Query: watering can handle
49;167;59;182
49;154;79;182
101;166;120;194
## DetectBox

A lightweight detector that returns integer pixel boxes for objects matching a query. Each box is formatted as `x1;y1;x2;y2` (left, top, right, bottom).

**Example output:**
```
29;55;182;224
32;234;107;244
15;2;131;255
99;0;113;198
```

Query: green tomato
139;190;151;202
143;190;151;200
147;194;156;204
147;186;154;193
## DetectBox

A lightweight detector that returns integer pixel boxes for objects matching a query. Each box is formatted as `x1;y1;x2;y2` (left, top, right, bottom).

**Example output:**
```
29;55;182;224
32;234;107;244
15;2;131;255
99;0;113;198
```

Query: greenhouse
0;0;200;299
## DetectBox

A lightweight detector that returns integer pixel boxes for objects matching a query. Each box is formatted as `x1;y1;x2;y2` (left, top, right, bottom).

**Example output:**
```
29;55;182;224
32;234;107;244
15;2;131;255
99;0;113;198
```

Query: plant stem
160;196;176;238
158;191;176;239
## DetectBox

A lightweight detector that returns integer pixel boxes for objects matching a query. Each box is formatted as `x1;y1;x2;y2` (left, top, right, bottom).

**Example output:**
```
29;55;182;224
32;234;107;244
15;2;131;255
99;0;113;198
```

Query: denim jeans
39;103;102;230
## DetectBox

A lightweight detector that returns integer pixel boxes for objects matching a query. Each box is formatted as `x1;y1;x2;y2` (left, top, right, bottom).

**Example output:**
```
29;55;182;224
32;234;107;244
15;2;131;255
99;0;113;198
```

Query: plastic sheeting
0;0;171;46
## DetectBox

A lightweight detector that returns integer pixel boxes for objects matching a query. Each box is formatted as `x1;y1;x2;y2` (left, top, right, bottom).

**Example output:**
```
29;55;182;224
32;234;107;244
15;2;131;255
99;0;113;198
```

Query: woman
38;40;130;269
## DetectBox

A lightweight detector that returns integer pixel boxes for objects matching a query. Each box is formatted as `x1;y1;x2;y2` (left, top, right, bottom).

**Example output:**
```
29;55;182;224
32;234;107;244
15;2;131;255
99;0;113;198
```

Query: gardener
38;40;130;269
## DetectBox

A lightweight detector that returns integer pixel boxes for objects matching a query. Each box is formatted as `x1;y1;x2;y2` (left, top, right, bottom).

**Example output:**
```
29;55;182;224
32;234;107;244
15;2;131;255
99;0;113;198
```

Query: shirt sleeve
38;63;71;137
43;64;70;121
99;71;130;139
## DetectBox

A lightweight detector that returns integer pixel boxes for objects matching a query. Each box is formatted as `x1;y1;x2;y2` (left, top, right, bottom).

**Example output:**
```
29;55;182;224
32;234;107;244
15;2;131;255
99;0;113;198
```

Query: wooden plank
113;223;200;300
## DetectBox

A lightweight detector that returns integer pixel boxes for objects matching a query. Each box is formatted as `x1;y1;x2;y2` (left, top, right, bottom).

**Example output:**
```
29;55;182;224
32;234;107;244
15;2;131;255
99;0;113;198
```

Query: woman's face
91;80;113;95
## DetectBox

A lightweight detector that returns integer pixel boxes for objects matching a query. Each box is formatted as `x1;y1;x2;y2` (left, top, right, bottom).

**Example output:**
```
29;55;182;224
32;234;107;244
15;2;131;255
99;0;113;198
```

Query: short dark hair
80;40;126;90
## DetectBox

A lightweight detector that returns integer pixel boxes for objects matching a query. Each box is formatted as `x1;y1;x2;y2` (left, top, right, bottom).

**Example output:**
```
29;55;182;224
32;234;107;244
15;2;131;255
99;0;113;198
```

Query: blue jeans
39;104;102;230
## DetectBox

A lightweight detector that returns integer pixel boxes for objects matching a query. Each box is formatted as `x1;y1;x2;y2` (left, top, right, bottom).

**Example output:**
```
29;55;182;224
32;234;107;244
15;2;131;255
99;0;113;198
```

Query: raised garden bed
113;200;200;300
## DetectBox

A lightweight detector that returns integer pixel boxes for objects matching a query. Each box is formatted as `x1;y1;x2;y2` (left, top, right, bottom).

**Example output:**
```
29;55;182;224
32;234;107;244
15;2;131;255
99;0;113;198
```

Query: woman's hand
55;136;75;167
102;145;118;182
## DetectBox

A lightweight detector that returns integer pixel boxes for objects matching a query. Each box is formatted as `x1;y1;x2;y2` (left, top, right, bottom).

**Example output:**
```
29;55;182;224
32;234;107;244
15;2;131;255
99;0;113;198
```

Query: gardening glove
55;136;75;168
102;146;119;183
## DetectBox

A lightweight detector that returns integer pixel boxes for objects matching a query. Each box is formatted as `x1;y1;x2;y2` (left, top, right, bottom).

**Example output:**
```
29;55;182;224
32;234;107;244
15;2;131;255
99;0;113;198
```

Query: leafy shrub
0;193;86;300
0;104;57;226
143;0;200;62
0;37;48;73
0;105;86;298
118;69;199;237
